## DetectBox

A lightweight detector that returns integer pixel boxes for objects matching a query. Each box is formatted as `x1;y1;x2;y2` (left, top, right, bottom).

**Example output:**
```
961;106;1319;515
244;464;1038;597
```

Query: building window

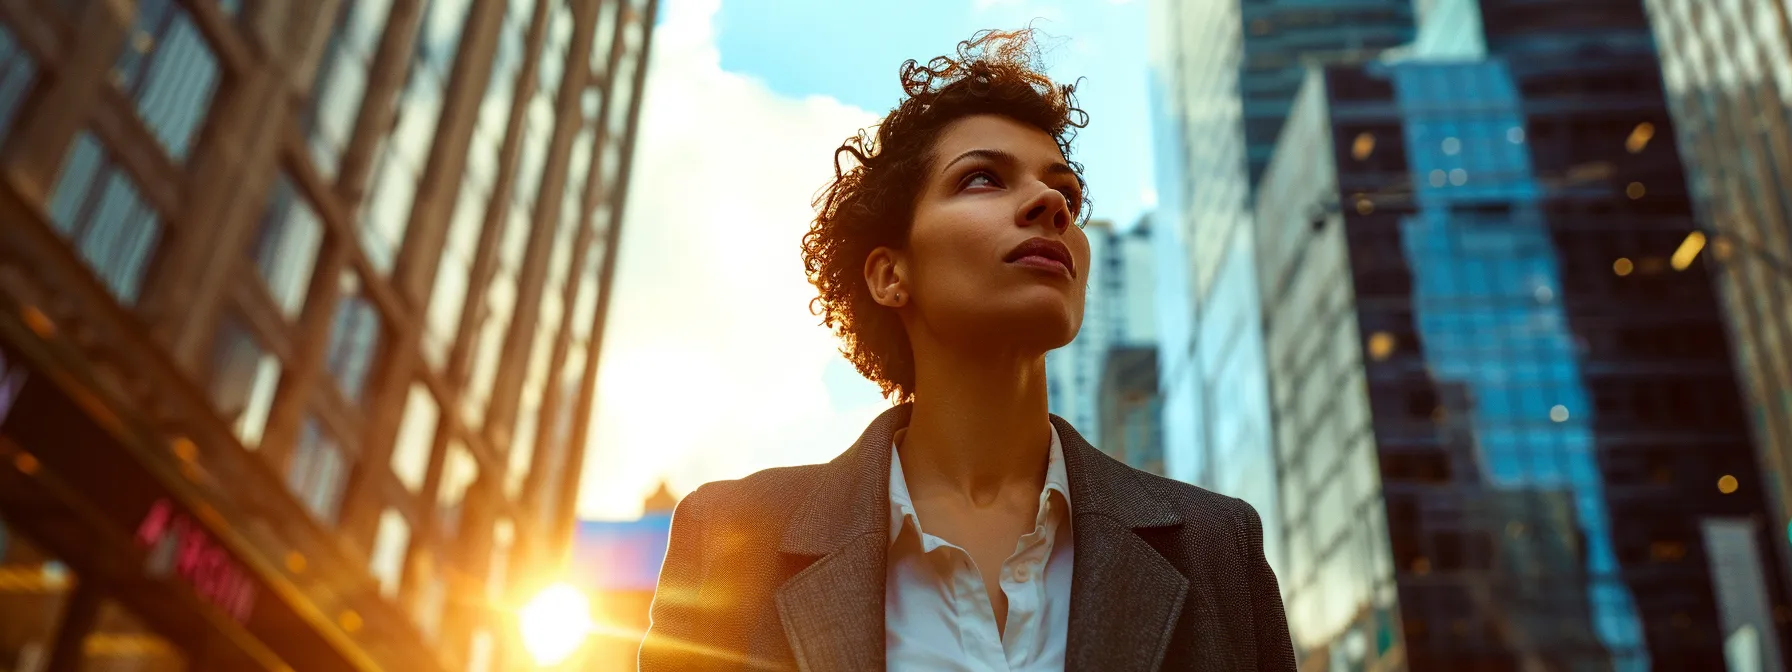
253;175;325;319
369;508;410;598
287;418;348;523
538;3;572;98
324;288;382;402
390;383;438;492
486;518;513;602
358;0;466;275
423;182;481;368
436;442;477;543
0;23;36;142
111;1;222;161
46;132;162;304
304;0;393;179
207;313;281;449
0;519;77;672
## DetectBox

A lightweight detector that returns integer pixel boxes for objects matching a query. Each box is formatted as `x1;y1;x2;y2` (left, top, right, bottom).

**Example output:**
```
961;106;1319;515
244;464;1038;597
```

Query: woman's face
878;113;1091;353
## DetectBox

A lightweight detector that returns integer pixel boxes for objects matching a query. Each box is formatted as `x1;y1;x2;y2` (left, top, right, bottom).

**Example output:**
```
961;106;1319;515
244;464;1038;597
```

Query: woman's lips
1009;254;1074;279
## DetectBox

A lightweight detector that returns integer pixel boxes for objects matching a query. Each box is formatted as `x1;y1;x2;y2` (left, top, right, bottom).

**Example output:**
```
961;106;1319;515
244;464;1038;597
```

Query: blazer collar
773;405;1191;672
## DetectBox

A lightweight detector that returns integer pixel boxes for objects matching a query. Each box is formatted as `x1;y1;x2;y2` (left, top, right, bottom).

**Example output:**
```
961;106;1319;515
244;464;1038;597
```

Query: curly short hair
801;28;1090;402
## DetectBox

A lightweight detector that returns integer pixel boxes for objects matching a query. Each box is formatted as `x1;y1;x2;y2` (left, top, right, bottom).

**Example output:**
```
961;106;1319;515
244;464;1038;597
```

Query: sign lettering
136;498;257;623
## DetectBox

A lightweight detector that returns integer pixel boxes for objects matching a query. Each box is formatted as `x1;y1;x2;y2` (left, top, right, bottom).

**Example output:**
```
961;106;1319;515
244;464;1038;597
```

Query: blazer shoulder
673;462;833;527
1124;467;1265;537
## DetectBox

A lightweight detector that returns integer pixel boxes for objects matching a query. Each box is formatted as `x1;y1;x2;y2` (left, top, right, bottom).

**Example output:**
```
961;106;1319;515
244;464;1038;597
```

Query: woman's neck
899;337;1054;506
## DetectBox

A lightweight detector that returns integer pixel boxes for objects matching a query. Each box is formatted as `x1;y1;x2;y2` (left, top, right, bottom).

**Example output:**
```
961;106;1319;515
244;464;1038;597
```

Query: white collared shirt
884;426;1074;671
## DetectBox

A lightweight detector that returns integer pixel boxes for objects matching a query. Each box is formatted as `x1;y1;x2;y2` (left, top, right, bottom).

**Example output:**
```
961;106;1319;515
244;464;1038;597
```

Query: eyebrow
940;148;1078;180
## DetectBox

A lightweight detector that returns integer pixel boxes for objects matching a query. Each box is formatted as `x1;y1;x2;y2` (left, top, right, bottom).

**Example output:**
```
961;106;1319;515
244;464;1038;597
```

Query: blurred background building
562;482;674;670
1046;215;1162;473
1240;0;1792;669
1643;0;1792;603
0;0;655;668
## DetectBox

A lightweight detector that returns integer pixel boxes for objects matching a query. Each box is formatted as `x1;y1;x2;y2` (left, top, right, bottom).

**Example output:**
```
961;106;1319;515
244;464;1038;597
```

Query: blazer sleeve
638;485;714;671
1240;500;1298;671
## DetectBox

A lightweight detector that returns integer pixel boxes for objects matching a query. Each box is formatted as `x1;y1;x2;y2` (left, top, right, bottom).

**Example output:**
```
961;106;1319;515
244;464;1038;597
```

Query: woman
640;29;1294;671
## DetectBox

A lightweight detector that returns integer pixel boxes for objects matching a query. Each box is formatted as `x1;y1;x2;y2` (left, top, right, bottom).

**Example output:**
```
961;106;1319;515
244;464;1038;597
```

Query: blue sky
715;0;1156;226
578;0;1154;520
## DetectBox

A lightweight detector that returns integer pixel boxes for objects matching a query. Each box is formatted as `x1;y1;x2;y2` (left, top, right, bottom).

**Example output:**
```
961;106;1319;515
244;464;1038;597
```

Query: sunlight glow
519;583;595;665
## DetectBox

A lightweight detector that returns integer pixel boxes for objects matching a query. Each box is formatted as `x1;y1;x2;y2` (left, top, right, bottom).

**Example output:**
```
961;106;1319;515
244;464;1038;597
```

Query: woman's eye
962;172;999;190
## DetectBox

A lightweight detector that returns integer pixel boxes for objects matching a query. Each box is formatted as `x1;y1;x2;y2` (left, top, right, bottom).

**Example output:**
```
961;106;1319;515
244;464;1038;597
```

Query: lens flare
519;583;595;665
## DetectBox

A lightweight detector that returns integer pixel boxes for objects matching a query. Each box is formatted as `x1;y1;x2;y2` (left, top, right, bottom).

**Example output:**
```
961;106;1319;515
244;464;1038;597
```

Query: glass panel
436;442;477;542
0;518;76;672
80;600;187;671
47;132;163;304
357;28;450;275
324;289;382;401
0;23;36;142
390;384;438;492
425;181;487;368
486;518;513;602
461;273;513;422
113;4;221;161
286;418;349;523
411;568;446;642
368;508;410;598
418;0;470;75
253;176;325;319
466;629;495;672
304;0;390;179
207;314;281;448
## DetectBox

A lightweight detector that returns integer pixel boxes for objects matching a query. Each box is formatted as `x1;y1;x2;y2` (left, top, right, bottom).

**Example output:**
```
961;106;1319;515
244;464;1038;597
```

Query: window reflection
253;176;324;318
390;384;438;492
111;1;221;161
0;518;76;672
358;0;462;274
47;132;162;304
486;519;513;603
206;313;281;448
304;0;391;179
80;600;187;671
368;508;410;598
324;288;382;402
287;418;348;523
423;183;482;368
0;23;35;141
436;442;477;542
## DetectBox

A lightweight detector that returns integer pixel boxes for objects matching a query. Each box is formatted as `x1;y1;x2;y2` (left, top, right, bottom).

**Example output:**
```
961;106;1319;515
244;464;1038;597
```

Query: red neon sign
136;498;257;623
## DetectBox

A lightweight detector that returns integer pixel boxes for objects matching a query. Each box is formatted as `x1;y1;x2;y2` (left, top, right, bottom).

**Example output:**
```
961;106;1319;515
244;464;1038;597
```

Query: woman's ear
864;247;909;307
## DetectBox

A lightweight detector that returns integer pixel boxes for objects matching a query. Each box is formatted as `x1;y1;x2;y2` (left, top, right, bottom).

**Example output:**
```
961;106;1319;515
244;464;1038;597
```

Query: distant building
1047;216;1157;466
1643;0;1792;609
0;0;656;669
568;482;676;670
1255;27;1791;670
1146;0;1415;593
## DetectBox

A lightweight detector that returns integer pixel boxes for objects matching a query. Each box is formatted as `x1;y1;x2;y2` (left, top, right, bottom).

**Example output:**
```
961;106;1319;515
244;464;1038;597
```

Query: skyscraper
1642;0;1792;595
0;0;654;669
1047;216;1160;470
1147;0;1416;587
1255;0;1792;667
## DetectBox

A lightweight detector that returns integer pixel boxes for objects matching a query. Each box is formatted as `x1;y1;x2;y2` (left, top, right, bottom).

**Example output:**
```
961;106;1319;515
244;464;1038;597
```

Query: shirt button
1014;565;1032;582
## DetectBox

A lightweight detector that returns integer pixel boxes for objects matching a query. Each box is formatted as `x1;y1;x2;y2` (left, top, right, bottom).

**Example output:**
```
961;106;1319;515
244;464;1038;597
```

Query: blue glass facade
1256;43;1792;670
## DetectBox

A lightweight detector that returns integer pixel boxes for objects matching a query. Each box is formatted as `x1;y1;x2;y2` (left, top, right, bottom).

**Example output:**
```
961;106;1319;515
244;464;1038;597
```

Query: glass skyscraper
1148;0;1416;589
0;0;654;669
1643;0;1792;598
1255;0;1792;668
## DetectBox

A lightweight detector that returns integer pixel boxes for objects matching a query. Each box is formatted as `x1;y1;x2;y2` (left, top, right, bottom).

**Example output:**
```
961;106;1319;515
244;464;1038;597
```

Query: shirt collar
887;424;1074;547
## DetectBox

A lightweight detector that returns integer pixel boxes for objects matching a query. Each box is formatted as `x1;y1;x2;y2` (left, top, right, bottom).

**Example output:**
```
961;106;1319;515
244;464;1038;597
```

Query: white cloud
577;0;890;520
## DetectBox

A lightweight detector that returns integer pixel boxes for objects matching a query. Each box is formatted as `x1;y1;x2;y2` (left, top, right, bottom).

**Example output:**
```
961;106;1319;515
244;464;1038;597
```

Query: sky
576;0;1154;520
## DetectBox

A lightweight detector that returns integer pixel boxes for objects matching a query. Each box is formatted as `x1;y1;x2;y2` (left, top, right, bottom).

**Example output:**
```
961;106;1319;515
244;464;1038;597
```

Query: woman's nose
1018;186;1072;232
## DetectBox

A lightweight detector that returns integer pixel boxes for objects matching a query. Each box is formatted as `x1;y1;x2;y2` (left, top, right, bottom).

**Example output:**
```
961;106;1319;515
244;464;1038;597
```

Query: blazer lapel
1055;416;1192;672
773;404;908;671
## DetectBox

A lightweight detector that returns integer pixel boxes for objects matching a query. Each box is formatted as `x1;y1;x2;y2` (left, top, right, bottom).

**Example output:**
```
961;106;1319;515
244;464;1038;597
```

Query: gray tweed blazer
638;404;1297;671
